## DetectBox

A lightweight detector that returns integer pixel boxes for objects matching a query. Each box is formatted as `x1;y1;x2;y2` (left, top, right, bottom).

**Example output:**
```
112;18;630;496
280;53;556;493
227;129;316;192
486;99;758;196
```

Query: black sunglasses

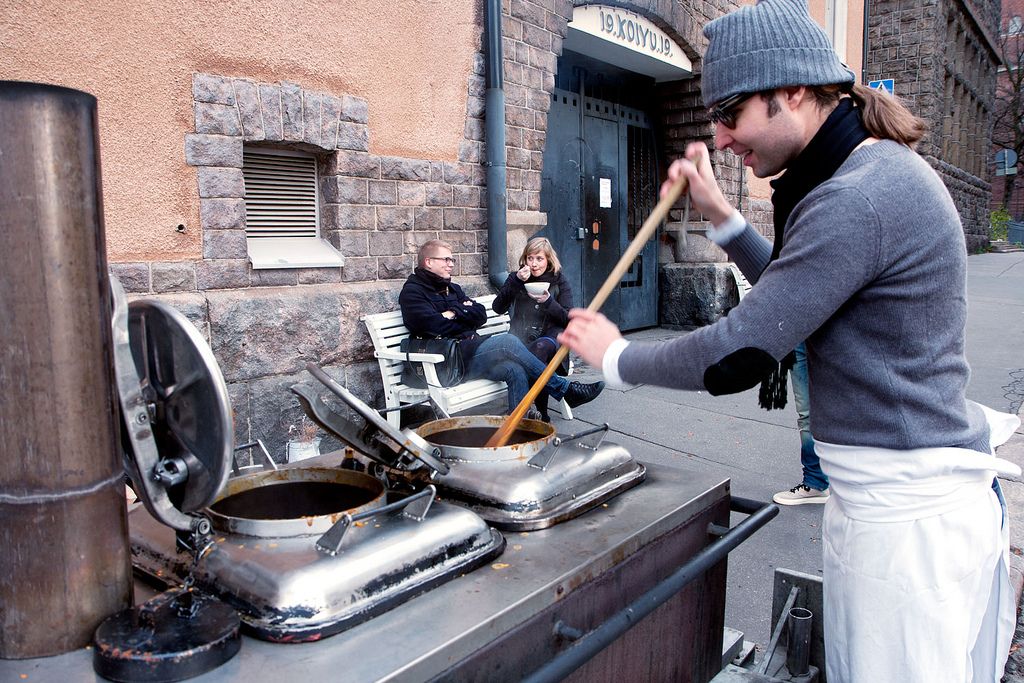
708;91;756;129
427;255;456;265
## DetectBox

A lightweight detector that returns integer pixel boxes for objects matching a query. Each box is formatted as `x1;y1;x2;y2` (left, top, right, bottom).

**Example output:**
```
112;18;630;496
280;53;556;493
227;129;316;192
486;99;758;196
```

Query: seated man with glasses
399;239;604;418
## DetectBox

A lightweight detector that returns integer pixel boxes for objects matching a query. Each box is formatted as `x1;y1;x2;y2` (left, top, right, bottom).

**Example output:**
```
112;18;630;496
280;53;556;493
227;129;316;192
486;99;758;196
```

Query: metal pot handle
315;486;437;556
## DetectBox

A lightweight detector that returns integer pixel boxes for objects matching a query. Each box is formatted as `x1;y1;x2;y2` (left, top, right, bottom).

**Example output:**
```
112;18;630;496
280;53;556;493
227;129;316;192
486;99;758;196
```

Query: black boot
564;380;605;408
536;389;551;422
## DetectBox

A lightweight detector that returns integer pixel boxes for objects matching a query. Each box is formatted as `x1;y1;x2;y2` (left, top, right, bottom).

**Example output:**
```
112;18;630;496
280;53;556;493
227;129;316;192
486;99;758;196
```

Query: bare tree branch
993;18;1024;212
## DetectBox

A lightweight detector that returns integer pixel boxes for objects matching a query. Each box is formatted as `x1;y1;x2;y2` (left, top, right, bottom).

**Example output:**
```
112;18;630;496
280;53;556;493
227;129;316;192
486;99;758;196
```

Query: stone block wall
660;263;739;328
110;1;762;457
108;1;589;462
866;0;1000;251
112;72;498;462
649;1;746;236
501;0;574;214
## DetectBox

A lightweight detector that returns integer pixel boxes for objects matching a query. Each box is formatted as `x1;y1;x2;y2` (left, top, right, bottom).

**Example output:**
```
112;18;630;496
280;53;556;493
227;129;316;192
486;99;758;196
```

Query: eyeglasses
427;256;456;265
708;91;755;129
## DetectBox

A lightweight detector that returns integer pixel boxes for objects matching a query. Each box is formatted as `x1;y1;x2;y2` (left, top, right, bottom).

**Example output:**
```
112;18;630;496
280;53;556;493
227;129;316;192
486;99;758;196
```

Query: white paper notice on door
599;178;612;208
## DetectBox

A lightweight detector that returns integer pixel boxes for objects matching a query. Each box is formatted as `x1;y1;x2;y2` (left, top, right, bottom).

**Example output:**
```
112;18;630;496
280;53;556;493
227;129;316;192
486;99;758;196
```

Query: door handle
578;219;599;240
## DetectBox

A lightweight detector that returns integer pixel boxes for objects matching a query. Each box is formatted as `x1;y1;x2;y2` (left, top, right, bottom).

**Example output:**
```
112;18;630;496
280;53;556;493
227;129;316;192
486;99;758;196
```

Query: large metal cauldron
414;414;646;530
414;414;555;462
129;463;504;641
290;365;646;530
207;467;386;537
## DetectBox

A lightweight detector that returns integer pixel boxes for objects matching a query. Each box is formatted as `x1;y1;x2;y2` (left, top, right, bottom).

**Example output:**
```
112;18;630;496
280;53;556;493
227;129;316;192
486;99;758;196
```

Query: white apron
816;404;1021;683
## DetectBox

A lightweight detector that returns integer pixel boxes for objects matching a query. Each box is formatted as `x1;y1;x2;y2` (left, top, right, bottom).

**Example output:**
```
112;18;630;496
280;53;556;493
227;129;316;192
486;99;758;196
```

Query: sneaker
773;484;830;506
564;380;605;408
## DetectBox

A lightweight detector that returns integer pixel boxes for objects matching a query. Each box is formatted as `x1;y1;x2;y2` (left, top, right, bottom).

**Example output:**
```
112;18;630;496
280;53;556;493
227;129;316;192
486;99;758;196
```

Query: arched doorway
539;5;691;330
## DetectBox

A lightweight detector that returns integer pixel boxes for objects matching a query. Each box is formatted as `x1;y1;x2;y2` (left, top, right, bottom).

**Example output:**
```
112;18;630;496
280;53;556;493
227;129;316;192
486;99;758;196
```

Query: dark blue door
540;89;658;330
539;90;584;308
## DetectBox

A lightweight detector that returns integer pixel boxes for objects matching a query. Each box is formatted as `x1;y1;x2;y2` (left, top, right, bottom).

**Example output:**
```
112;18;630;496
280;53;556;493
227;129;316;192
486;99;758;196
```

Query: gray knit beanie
701;0;855;107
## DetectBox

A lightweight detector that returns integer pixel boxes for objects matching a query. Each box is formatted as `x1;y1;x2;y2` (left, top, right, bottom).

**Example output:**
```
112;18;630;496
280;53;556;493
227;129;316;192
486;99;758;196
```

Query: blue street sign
868;79;895;95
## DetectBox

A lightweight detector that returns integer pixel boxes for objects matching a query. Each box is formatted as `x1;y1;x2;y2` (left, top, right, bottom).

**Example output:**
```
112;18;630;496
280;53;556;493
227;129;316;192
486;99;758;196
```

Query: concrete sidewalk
542;251;1024;668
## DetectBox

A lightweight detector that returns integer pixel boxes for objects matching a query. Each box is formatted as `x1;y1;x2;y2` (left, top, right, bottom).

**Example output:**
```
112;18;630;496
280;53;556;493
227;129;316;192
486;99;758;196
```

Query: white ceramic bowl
524;282;550;296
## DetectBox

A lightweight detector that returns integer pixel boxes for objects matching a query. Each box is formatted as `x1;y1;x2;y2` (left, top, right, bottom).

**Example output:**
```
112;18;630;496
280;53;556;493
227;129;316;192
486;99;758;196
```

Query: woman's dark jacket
492;270;573;344
399;267;488;357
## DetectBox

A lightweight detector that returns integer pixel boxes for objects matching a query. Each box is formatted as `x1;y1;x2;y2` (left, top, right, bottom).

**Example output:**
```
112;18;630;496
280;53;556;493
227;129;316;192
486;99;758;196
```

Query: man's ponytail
849;84;927;147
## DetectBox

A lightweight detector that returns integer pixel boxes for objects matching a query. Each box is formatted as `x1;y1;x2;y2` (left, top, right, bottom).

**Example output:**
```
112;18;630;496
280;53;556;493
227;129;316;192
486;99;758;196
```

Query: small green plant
991;208;1011;242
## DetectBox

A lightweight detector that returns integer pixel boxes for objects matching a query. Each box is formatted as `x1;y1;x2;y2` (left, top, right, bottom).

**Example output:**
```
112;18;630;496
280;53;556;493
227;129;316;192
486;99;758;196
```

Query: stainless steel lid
111;277;233;532
418;416;647;530
111;295;507;643
129;489;505;642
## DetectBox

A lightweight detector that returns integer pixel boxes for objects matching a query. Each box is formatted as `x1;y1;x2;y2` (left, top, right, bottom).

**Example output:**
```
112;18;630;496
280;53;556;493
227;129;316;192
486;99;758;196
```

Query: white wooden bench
362;294;573;427
728;263;753;300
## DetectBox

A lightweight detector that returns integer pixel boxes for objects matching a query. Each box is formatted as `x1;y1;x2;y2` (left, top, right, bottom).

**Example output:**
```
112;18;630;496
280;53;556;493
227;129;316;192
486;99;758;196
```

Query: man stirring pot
559;1;1021;679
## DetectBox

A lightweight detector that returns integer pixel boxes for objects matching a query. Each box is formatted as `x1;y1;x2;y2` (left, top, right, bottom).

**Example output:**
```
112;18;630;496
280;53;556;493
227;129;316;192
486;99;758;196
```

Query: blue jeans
793;342;829;491
466;334;571;409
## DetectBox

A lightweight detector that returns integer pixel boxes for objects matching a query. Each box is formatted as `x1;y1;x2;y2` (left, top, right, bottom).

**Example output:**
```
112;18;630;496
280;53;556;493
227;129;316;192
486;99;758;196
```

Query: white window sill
246;237;345;270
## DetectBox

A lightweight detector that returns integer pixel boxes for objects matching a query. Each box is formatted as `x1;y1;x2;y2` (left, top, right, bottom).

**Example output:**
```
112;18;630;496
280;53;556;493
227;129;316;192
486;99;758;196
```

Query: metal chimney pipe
0;82;132;658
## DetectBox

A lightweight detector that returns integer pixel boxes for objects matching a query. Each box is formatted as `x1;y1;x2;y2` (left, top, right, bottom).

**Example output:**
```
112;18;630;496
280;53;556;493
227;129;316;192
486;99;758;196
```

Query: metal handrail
522;496;779;683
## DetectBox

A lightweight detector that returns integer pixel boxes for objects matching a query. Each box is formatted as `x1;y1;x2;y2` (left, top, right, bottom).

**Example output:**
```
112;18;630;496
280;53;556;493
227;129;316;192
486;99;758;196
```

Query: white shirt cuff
705;209;746;246
602;337;632;389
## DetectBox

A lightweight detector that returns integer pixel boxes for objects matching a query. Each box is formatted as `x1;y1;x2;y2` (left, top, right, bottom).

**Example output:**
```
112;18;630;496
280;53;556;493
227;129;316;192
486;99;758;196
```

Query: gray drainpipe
861;3;870;84
485;0;508;289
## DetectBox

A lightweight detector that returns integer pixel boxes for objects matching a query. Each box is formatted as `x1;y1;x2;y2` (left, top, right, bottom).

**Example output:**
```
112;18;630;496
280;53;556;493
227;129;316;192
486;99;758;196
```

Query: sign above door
564;5;692;82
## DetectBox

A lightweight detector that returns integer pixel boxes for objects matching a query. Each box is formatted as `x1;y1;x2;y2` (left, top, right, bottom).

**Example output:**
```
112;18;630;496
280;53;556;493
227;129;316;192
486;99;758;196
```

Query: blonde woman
493;237;596;420
400;239;604;420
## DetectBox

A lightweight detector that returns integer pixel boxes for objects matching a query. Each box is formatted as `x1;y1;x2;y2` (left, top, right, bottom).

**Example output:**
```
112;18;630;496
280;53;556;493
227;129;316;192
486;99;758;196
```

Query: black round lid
93;589;241;682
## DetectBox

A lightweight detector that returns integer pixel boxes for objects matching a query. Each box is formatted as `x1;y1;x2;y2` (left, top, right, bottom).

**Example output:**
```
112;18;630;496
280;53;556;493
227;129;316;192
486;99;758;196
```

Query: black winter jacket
492;270;573;344
399;268;488;357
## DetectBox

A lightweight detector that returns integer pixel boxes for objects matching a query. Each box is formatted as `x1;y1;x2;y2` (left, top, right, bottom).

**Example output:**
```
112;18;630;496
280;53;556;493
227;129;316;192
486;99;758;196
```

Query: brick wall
649;1;746;234
990;0;1024;219
502;0;573;213
866;0;1000;251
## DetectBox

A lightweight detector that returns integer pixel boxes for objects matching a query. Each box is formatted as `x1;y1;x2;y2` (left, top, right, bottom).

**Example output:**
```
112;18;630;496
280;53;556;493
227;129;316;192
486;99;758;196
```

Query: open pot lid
293;362;449;475
111;277;233;532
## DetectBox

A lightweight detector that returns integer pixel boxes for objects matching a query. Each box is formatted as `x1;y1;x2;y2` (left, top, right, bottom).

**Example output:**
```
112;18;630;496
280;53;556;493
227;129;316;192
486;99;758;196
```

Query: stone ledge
659;263;738;328
506;209;547;228
505;210;548;271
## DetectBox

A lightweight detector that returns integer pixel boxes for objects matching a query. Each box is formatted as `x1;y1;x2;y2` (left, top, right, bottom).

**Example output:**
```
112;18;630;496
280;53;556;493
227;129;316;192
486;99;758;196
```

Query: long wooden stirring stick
484;175;690;448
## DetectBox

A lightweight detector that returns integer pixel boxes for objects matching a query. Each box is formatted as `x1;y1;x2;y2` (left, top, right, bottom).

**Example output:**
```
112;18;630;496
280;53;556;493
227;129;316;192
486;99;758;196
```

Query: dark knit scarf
757;97;869;409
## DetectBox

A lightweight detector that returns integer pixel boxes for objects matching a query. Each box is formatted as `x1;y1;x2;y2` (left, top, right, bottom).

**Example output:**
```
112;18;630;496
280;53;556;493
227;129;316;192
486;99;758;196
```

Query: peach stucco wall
1;0;480;261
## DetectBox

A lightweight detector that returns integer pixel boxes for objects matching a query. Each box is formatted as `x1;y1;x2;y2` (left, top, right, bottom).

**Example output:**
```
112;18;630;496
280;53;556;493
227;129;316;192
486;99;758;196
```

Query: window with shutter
241;147;343;269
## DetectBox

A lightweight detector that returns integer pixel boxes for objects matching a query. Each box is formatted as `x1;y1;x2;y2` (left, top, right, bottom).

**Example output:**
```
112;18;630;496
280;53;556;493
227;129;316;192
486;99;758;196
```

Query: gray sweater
620;140;990;453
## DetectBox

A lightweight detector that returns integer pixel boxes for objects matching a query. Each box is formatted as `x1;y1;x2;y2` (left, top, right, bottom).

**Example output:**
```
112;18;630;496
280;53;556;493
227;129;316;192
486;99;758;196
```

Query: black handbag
399;337;465;389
